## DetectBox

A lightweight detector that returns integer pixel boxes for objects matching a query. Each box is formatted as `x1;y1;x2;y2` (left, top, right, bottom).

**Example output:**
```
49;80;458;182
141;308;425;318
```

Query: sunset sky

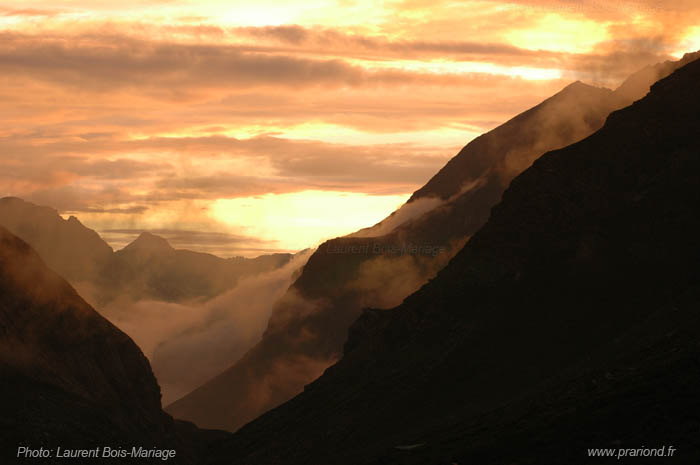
1;1;698;256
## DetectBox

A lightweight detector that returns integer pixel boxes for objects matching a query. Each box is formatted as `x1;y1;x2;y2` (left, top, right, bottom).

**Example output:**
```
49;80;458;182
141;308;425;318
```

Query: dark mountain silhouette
0;197;113;283
166;53;697;433
124;231;174;253
93;232;293;304
0;198;294;305
209;55;700;464
0;226;229;464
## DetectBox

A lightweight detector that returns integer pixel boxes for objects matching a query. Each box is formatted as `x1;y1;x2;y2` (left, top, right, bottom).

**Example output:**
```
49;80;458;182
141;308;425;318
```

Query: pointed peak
558;80;608;95
124;232;173;253
527;80;612;114
564;79;586;88
539;81;613;107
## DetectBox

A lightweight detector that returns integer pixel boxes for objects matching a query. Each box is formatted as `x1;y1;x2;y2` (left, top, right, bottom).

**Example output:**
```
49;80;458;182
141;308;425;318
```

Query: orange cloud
1;1;697;254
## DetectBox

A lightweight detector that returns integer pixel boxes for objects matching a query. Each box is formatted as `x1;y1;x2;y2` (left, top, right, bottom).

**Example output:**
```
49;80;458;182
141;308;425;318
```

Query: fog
77;250;312;404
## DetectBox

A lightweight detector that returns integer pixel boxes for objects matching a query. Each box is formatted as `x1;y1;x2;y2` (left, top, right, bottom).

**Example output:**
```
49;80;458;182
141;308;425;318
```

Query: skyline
2;1;699;255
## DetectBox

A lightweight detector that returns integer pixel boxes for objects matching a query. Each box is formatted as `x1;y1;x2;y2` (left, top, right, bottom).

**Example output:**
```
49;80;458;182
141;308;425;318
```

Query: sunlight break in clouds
211;191;408;250
1;0;699;255
673;26;700;59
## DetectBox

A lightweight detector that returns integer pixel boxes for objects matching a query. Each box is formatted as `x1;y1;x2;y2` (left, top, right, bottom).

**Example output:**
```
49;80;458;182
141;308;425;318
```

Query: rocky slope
0;226;229;464
209;56;700;463
167;54;697;432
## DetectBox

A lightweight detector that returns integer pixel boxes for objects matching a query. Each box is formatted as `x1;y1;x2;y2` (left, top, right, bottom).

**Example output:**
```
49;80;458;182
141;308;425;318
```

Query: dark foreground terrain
207;57;700;464
0;226;229;464
167;51;700;433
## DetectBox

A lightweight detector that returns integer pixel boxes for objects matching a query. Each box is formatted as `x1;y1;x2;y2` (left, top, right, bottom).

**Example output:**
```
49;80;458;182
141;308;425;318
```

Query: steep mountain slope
410;51;699;206
210;56;700;464
0;197;113;282
408;81;616;203
613;50;700;103
167;55;696;432
0;226;229;464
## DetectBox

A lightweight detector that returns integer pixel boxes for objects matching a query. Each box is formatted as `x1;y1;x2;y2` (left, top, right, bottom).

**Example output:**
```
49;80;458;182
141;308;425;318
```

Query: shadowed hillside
207;55;700;464
167;53;698;433
0;226;230;464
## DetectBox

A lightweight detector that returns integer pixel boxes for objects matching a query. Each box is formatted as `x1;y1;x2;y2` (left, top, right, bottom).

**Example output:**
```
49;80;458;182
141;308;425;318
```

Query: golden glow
268;122;480;147
349;58;563;80
3;1;387;30
505;13;611;54
213;2;307;27
130;123;479;150
672;26;700;58
3;1;695;256
211;191;408;250
175;0;390;30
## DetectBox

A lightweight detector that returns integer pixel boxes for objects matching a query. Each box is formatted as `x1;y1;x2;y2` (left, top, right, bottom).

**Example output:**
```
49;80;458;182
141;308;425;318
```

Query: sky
1;1;699;256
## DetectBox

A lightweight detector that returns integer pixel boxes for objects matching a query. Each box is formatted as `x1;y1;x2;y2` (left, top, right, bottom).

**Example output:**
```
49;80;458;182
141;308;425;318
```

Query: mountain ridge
209;53;700;465
166;54;696;433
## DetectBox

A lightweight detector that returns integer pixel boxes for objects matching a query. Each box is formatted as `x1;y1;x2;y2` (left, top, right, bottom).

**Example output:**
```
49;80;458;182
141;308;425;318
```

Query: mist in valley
76;250;312;403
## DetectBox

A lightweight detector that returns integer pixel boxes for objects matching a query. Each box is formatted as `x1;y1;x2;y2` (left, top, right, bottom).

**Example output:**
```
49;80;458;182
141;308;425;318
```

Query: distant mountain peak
561;79;588;90
123;232;174;253
555;79;612;98
1;196;24;204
